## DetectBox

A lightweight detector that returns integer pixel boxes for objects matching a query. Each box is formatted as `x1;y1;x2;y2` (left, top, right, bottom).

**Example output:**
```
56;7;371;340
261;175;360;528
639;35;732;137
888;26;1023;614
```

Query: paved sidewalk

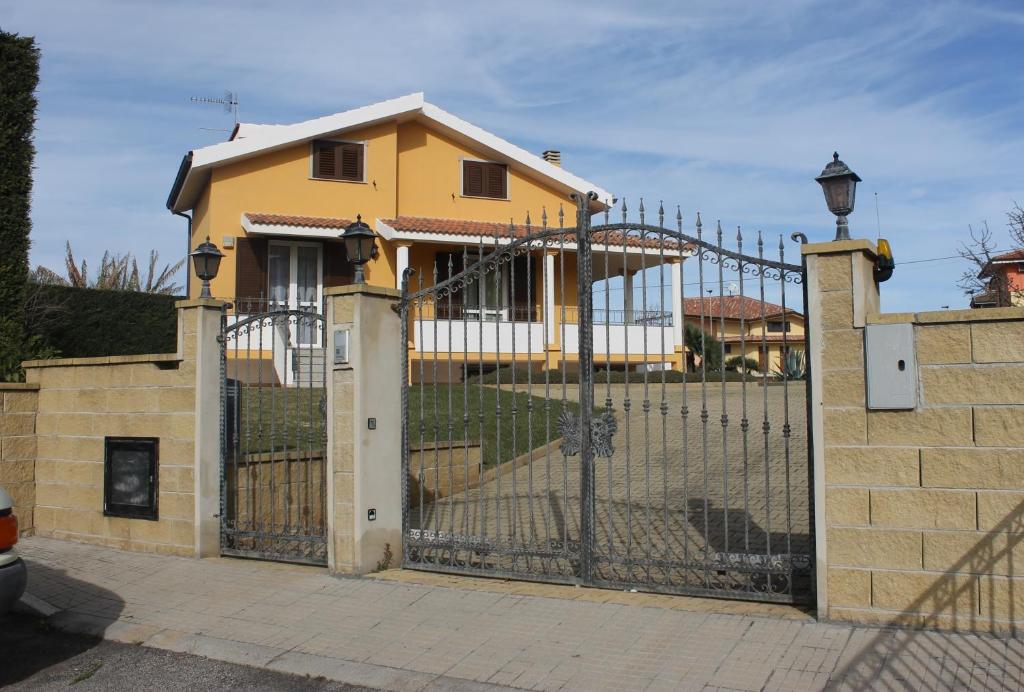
18;537;1024;691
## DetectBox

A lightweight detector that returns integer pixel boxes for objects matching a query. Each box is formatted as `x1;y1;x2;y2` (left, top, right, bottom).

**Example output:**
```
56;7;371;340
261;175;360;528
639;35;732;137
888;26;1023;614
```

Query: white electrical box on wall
864;323;917;410
334;328;350;365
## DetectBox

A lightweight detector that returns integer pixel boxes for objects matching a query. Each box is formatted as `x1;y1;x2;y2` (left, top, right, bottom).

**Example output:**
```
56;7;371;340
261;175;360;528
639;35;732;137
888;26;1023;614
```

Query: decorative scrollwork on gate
556;409;618;458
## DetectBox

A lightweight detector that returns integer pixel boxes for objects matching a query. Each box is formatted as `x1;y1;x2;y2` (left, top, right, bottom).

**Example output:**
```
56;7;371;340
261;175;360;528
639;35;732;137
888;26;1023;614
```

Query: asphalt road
1;611;374;691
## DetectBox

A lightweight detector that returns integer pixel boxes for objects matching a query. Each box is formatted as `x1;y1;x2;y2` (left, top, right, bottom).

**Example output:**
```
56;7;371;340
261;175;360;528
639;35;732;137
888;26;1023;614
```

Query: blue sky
4;0;1024;311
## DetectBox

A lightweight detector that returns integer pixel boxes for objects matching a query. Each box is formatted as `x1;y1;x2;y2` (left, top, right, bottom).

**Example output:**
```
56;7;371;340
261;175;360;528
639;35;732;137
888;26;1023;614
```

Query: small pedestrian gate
400;193;814;603
220;305;328;565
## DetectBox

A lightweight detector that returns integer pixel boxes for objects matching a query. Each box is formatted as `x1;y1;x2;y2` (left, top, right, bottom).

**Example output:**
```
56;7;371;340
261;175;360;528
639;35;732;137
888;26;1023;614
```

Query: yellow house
682;296;806;373
166;93;695;378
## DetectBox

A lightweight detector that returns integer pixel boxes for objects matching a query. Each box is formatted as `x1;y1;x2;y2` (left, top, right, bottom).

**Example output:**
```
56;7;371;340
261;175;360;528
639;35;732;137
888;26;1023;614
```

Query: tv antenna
190;90;239;124
727;282;739;296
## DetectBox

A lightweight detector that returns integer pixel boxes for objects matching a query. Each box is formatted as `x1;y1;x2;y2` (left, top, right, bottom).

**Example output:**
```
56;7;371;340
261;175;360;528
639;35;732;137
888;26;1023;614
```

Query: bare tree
957;203;1024;307
32;242;184;295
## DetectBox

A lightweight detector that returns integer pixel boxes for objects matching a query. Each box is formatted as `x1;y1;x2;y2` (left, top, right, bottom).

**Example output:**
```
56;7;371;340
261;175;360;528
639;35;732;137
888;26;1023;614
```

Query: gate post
802;240;879;617
176;298;227;558
324;284;403;574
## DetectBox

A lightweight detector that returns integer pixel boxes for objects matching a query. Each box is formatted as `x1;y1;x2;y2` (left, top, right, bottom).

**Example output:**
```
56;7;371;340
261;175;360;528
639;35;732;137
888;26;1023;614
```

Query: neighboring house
682;296;805;373
166;93;695;379
971;249;1024;308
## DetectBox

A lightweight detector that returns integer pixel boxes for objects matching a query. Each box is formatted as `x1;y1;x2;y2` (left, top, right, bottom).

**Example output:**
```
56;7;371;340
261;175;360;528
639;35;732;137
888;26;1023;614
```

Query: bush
27;284;182;358
725;355;760;373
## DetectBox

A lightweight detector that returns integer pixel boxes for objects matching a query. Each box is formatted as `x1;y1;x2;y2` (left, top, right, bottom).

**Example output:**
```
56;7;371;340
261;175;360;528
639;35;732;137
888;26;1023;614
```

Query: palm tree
32;242;184;295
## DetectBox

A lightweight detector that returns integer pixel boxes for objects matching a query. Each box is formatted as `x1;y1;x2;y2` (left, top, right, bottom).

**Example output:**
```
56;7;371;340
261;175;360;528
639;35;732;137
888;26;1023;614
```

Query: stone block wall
0;383;39;533
807;240;1024;633
20;302;222;557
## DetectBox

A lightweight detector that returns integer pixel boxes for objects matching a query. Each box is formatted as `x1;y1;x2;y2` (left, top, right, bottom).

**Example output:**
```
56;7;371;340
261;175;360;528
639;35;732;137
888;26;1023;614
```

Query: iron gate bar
400;191;812;603
220;307;328;566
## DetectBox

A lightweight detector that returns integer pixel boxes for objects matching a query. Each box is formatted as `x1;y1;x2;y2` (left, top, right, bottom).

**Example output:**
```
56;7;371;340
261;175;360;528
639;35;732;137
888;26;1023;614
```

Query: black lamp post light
189;236;224;298
815;152;861;241
342;215;377;284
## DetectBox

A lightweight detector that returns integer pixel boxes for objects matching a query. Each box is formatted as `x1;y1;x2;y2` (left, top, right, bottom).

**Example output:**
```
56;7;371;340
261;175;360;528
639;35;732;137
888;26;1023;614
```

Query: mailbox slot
865;323;917;410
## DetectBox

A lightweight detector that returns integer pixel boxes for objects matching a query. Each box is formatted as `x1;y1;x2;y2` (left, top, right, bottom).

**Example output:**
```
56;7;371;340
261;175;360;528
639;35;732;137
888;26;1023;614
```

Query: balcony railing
416;304;539;322
562;306;673;326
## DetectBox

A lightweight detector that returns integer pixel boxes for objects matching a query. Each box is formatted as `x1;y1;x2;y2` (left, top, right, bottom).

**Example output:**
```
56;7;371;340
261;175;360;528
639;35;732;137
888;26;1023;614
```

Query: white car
0;487;27;613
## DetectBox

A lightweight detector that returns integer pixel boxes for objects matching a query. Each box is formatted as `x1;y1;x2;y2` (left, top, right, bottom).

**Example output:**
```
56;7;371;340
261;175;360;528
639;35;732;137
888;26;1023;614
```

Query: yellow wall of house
192;118;580;301
395;121;574;223
199;121;399;300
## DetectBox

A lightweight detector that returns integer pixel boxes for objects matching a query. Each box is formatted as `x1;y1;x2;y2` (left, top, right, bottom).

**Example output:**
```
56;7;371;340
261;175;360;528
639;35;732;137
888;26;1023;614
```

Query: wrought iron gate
400;193;813;603
220;305;328;565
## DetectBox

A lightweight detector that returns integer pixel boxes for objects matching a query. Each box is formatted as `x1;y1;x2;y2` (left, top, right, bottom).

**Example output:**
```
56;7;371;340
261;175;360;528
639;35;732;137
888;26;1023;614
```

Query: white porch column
544;251;556;345
621;268;634;325
669;258;683;348
395;242;411;290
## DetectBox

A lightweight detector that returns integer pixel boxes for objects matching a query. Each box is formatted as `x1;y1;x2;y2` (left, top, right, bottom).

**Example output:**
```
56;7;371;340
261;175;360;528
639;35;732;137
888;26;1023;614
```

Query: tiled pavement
18;537;1024;691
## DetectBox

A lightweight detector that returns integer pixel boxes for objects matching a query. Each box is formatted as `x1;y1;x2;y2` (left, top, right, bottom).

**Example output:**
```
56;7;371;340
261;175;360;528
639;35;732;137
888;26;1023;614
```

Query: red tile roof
992;249;1024;262
682;295;799;320
383;216;689;251
245;213;353;229
245;212;690;251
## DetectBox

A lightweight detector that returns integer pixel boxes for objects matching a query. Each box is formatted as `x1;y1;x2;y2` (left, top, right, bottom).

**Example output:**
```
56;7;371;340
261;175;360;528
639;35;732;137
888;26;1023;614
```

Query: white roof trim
171;92;613;212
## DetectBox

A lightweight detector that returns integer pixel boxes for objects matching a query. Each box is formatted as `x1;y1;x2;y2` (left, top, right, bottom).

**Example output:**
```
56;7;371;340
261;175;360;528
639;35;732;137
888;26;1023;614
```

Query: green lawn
232;383;580;467
235;386;325;456
408;384;580;468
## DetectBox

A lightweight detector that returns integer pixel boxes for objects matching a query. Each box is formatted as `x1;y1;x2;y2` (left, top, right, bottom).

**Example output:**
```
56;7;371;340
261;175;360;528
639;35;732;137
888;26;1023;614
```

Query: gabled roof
682;296;799;321
168;93;614;213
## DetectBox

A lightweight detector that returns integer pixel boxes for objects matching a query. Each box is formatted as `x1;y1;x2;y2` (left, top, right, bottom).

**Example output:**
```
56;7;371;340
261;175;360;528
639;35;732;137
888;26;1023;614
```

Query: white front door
268;241;323;346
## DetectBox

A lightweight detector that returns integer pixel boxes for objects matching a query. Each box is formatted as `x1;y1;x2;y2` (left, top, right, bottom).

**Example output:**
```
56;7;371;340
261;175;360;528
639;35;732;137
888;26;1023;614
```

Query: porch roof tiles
383;215;690;251
244;213;353;229
243;212;690;252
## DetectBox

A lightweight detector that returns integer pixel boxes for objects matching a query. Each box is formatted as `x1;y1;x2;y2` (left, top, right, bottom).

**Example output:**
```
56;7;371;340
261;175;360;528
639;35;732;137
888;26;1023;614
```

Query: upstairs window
463;160;507;199
767;321;792;333
312;140;364;182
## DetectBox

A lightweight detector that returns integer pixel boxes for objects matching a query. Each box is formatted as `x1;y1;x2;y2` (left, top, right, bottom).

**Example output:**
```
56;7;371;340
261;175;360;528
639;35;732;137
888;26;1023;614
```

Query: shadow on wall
0;562;126;686
833;500;1024;688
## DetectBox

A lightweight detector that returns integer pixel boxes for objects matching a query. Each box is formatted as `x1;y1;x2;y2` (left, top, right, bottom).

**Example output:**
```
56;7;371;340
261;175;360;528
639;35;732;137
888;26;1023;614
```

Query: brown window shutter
235;236;268;302
486;163;507;198
323;241;353;289
340;143;363;181
463;161;483;196
315;142;337;178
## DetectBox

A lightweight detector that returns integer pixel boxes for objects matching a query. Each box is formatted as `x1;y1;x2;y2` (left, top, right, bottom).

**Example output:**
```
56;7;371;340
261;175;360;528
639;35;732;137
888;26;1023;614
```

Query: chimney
542;150;562;167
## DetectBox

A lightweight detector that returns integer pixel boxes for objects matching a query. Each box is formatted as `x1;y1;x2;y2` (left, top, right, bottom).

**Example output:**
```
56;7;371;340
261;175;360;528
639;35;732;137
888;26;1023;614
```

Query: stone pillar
175;299;228;558
803;240;879;618
394;242;411;290
325;284;403;573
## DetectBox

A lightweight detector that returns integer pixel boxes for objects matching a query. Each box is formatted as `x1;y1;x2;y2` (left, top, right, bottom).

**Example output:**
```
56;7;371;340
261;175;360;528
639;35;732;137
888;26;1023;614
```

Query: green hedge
28;285;182;358
0;32;40;380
